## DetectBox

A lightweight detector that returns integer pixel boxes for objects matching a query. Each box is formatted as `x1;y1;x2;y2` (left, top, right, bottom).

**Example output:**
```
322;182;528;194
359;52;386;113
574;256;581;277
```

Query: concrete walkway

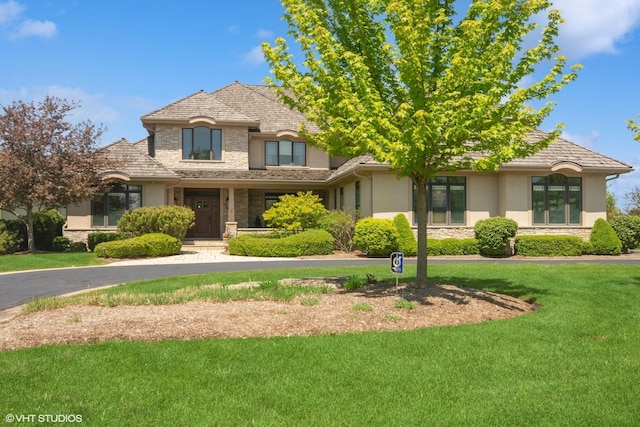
106;249;296;266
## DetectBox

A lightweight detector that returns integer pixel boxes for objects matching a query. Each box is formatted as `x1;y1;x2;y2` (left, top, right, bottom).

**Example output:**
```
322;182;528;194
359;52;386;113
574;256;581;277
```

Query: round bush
474;217;518;257
318;210;356;252
353;217;399;256
589;218;622;255
609;215;640;252
117;206;195;239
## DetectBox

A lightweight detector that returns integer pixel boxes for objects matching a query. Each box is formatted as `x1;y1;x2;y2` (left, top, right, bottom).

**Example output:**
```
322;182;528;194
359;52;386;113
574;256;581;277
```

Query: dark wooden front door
191;195;220;238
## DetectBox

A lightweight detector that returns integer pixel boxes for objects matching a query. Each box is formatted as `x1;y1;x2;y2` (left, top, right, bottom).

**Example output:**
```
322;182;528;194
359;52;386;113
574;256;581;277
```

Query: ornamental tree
263;0;581;286
0;96;110;252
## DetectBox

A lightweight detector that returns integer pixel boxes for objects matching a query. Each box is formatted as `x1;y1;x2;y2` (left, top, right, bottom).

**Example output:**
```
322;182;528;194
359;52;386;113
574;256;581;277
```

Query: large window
532;174;582;225
92;183;142;227
182;127;222;160
413;177;466;225
265;140;306;166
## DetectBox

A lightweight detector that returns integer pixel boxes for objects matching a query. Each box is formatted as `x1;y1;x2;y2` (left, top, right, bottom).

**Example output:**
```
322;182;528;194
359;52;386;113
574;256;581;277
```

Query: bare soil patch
0;279;535;351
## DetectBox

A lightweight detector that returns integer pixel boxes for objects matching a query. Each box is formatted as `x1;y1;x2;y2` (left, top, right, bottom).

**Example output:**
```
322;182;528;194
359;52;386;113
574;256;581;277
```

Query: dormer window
266;140;306;166
182;126;222;160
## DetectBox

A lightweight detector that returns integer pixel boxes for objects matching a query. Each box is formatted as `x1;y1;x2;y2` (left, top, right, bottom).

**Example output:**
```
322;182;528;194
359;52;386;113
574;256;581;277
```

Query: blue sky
1;0;640;208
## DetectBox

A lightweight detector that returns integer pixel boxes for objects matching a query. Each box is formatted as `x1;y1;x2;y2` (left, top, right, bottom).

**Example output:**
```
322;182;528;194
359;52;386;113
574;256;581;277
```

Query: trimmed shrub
33;210;65;251
228;230;333;257
117;206;195;239
88;231;124;252
262;191;327;232
353;217;399;256
609;215;640;252
515;235;584;257
392;214;417;256
426;238;442;256
52;236;71;252
318;210;356;252
589;218;622;255
0;221;23;255
474;217;518;257
425;238;479;256
94;233;182;258
69;241;88;252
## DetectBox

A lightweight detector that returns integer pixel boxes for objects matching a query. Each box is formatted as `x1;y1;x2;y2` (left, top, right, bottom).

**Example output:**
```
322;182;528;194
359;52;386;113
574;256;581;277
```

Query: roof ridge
140;89;208;120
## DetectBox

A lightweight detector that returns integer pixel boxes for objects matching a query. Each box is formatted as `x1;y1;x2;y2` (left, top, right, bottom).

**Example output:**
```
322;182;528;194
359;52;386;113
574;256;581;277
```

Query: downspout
606;174;620;182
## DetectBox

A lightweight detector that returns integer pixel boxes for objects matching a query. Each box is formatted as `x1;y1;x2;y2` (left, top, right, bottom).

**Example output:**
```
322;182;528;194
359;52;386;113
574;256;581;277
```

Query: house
64;82;633;243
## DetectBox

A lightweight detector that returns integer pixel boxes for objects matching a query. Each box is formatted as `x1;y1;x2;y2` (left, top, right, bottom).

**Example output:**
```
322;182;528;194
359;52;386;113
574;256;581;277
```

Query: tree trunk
25;206;35;253
414;176;429;287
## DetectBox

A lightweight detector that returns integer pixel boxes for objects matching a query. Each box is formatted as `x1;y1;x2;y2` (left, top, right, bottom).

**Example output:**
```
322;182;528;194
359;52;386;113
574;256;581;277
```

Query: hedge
228;230;334;257
515;235;585;257
425;238;479;256
88;231;125;252
609;215;640;252
94;233;182;258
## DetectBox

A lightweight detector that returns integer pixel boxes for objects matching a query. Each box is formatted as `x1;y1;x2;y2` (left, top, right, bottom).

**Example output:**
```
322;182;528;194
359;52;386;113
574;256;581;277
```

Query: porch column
225;187;238;238
227;187;235;222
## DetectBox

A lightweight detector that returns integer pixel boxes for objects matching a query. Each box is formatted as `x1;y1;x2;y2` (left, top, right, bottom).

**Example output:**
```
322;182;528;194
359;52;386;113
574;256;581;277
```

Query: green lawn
1;264;639;426
0;252;106;272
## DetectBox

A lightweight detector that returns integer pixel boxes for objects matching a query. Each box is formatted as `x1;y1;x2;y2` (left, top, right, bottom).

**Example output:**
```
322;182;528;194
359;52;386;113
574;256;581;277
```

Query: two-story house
64;81;633;243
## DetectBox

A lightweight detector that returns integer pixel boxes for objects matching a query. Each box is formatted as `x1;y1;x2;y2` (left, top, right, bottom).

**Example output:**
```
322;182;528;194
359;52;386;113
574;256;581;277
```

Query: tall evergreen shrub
392;213;417;256
589;218;622;255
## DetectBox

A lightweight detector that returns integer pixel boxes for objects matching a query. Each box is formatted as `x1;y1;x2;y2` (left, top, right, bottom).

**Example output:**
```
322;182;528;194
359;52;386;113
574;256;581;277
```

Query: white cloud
0;1;57;39
242;45;266;67
561;130;601;148
0;85;154;145
0;0;22;24
256;29;274;39
550;0;640;59
13;19;56;38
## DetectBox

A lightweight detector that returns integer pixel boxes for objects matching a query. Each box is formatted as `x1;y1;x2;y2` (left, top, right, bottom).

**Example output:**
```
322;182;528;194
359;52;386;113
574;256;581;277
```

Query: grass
1;264;639;426
0;252;106;272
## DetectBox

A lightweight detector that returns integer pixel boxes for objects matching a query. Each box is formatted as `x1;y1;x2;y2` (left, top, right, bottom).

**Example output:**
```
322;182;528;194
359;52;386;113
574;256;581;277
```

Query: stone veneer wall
221;188;249;228
153;126;249;169
415;226;592;241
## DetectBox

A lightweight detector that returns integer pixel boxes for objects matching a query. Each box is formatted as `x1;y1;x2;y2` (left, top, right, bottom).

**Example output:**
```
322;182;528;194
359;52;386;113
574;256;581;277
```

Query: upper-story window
182;127;222;160
265;140;306;166
532;174;582;225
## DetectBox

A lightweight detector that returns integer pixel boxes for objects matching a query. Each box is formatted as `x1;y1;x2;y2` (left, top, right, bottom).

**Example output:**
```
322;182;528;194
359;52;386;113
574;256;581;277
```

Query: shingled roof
101;139;179;180
141;82;316;135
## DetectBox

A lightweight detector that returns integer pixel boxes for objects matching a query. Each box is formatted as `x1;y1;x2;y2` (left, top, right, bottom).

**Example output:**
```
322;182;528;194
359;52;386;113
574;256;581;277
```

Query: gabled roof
101;139;180;181
212;82;319;134
141;90;257;125
141;82;317;135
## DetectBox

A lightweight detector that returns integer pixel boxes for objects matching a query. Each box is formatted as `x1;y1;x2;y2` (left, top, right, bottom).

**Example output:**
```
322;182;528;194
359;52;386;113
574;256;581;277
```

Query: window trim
265;140;306;166
412;176;467;226
532;174;582;225
182;126;222;161
91;183;142;228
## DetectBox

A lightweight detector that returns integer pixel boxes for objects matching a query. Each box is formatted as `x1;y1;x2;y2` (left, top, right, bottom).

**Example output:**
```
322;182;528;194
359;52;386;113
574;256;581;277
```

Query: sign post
390;252;404;291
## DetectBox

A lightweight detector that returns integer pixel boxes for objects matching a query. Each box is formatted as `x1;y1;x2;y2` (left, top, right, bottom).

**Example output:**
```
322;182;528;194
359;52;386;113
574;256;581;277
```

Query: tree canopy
0;96;109;252
628;115;640;143
263;0;581;286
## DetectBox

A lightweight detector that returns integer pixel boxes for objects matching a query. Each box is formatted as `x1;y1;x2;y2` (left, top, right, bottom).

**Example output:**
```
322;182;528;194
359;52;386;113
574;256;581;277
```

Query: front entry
186;193;220;238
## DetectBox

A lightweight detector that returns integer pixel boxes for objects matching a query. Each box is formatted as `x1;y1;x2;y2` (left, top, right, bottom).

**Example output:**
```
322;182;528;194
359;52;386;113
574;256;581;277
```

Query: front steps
181;239;228;252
